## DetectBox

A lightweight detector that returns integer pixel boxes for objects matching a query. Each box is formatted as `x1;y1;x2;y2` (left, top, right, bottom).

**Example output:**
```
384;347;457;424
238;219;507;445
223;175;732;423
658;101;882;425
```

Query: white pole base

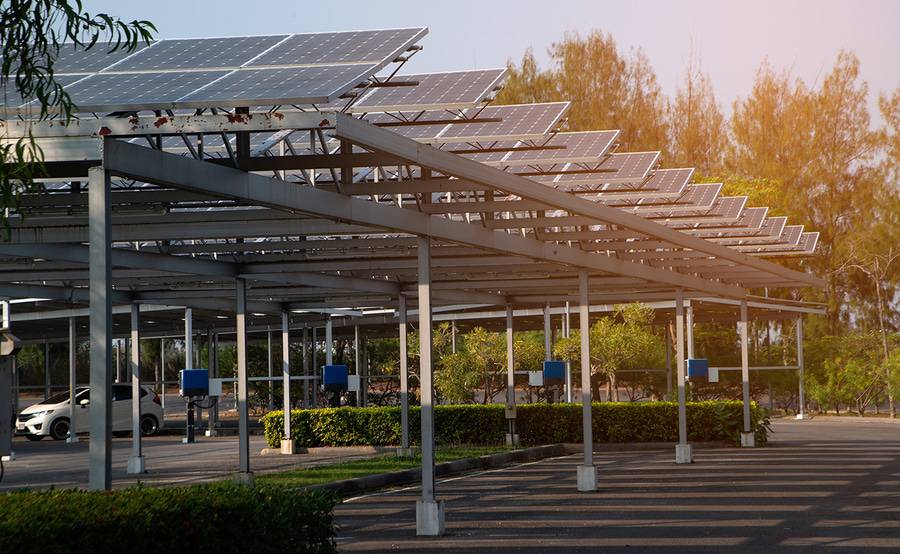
741;432;756;448
795;413;807;420
280;439;295;455
66;434;79;444
126;455;146;474
576;464;597;492
234;472;255;486
204;429;218;437
505;433;519;447
396;447;416;458
1;452;15;462
675;443;693;464
416;499;445;536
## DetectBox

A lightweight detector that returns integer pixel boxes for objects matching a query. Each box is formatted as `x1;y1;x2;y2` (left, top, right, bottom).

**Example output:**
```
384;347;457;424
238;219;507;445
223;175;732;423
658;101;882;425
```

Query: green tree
668;53;726;173
1;1;154;233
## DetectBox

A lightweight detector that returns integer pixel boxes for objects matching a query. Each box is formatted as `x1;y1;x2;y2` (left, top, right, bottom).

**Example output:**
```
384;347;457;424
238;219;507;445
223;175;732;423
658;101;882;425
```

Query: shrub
0;482;338;554
262;401;767;448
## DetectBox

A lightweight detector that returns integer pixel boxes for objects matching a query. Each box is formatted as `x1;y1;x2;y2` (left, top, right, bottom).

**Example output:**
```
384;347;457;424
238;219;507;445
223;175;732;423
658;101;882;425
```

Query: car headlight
27;410;52;418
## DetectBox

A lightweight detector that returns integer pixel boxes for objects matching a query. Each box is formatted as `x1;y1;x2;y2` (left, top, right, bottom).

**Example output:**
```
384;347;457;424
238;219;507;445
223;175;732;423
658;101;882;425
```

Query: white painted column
543;302;552;360
267;330;274;411
281;311;294;454
325;318;333;366
740;301;755;447
398;294;412;456
127;304;145;474
235;278;252;483
675;289;692;464
67;317;78;443
302;326;309;408
564;301;572;402
796;316;806;420
415;236;444;536
665;323;673;397
354;325;362;407
184;308;193;370
577;271;596;491
686;302;695;360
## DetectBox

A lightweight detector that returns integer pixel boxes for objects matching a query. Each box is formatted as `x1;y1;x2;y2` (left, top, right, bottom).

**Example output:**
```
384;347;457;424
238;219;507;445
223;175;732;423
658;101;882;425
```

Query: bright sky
87;0;899;124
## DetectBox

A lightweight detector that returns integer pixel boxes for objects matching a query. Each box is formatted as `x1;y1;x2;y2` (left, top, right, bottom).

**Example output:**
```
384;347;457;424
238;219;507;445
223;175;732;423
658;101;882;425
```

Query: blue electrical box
180;368;209;397
686;358;709;381
543;360;566;385
323;365;348;392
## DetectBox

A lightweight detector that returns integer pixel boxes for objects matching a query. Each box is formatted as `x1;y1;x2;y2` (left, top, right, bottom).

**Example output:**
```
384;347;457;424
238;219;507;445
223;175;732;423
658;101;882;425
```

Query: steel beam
281;310;293;454
235;278;251;481
674;289;691;464
67;317;78;444
577;271;596;491
740;300;754;447
398;294;410;454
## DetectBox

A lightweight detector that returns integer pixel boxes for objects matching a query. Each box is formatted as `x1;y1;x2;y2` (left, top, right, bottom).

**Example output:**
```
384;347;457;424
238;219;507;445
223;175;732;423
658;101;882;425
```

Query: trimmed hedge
0;482;338;554
263;401;769;448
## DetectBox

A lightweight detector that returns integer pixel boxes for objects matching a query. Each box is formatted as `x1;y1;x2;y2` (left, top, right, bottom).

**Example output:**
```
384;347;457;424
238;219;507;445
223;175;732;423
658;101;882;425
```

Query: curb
306;444;566;496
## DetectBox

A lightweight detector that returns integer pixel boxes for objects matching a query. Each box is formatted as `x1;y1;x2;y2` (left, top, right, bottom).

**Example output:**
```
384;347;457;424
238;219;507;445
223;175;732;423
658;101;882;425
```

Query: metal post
160;338;166;415
115;341;121;384
325;318;333;366
564;301;572;402
267;330;274;411
543;302;552;360
674;289;692;464
451;321;457;354
505;305;518;446
43;342;50;399
576;271;596;491
740;301;754;447
415;236;444;536
686;302;695;360
184;308;193;370
665;324;673;396
311;326;318;407
281;311;294;454
206;331;218;436
235;278;252;483
796;316;806;420
398;294;411;456
127;304;145;473
302;327;309;408
67;317;78;443
88;164;113;491
354;325;362;407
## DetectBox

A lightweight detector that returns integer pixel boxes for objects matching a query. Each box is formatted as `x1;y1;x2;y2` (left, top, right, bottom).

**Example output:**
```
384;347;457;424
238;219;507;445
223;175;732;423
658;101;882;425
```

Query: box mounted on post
543;360;566;386
323;365;348;392
686;359;709;382
179;368;209;398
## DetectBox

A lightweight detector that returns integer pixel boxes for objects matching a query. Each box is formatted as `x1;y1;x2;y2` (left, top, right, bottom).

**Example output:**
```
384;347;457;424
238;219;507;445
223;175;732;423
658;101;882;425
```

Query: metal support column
67;317;78;443
206;332;218;436
302;327;309;408
505;305;518;446
564;301;572;402
183;307;194;444
415;236;444;536
354;325;362;407
43;342;50;399
576;271;596;491
543;302;552;360
665;324;673;397
740;301;754;446
311;326;318;407
675;289;692;463
127;304;145;473
267;330;274;411
451;321;457;354
796;316;806;420
281;311;294;454
159;338;166;415
398;294;412;457
325;319;333;366
686;302;695;360
88;165;113;491
235;278;252;483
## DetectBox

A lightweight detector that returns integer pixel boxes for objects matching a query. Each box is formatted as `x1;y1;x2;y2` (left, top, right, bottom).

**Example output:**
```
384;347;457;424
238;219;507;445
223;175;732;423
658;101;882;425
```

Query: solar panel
435;102;570;143
180;64;378;108
51;43;151;74
350;69;505;112
248;28;427;67
687;206;768;234
363;111;454;140
111;35;289;71
563;167;691;199
500;130;619;166
2;75;87;109
548;151;659;186
58;70;229;112
646;196;746;224
735;226;807;253
616;183;721;215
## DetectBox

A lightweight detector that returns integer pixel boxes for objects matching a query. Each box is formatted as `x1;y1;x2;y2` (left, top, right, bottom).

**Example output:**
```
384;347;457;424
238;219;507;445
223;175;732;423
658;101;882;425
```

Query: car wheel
49;418;70;441
140;415;159;437
25;434;43;441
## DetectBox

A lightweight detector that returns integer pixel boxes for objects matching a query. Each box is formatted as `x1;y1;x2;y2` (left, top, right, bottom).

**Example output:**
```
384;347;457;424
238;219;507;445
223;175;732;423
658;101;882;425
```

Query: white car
16;384;164;441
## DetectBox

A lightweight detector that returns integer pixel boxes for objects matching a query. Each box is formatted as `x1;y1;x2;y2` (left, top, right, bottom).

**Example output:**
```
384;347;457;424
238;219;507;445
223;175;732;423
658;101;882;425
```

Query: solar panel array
2;27;426;113
350;69;506;112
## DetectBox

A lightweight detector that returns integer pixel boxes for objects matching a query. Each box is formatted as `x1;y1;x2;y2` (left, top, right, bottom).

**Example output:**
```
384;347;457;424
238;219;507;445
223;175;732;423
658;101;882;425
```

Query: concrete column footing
396;447;417;458
126;455;145;474
576;464;597;492
234;472;255;486
416;499;445;536
675;443;693;464
280;439;295;455
505;433;519;447
741;432;756;448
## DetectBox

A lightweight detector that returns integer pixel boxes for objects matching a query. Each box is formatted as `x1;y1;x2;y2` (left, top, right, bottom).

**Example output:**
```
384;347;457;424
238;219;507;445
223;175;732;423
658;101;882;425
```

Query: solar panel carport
0;26;823;536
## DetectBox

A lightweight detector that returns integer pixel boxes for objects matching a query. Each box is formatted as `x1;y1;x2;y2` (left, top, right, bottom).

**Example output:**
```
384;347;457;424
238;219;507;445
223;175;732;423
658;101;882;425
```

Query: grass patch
258;445;513;488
